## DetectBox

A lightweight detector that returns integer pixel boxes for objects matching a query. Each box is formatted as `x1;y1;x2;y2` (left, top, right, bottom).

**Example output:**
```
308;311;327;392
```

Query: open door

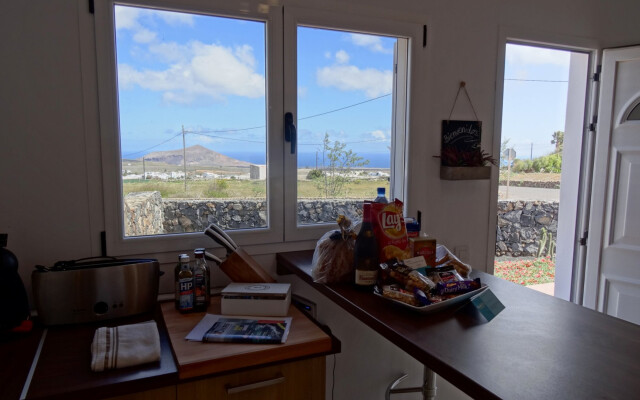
584;45;640;325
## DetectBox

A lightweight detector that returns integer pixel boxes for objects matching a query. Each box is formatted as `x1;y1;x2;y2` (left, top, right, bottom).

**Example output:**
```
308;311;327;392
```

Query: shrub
512;153;562;173
306;169;324;179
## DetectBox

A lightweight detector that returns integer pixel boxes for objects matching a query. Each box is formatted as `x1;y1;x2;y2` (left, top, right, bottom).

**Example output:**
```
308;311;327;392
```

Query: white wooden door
584;45;640;325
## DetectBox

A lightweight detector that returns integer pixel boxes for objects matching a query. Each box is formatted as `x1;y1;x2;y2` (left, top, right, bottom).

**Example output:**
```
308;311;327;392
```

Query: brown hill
140;145;251;167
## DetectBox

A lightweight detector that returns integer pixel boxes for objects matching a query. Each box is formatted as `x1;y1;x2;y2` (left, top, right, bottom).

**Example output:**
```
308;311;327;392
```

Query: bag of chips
371;199;410;262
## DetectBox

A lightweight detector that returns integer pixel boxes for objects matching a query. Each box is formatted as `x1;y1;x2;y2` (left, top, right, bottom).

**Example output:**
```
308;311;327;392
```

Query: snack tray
375;284;488;314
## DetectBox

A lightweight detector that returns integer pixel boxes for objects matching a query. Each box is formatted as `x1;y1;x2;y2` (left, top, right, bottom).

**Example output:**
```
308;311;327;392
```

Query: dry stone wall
496;200;558;257
124;192;558;257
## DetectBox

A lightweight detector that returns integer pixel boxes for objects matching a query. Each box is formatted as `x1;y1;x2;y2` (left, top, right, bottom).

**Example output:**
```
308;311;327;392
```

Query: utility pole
142;156;146;180
530;143;533;160
182;125;187;192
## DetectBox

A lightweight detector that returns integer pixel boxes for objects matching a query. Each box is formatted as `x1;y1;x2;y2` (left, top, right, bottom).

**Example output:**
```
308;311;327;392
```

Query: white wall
3;0;640;399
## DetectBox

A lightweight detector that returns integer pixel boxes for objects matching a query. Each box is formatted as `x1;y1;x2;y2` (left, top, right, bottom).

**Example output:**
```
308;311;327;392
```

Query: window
95;0;418;255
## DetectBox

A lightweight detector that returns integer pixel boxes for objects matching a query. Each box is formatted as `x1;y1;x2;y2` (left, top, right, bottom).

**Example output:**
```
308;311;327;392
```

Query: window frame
95;0;283;255
94;0;421;255
282;6;419;241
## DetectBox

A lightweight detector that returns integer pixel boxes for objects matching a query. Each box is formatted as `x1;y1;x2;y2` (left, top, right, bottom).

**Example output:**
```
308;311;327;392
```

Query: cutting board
161;297;334;379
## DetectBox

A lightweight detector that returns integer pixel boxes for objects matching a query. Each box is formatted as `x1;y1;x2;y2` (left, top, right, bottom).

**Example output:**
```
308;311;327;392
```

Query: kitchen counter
3;296;339;400
14;308;178;400
276;250;640;400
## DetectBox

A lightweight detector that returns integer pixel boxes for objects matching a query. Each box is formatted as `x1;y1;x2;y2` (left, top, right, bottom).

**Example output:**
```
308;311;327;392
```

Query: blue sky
502;44;570;159
114;5;570;164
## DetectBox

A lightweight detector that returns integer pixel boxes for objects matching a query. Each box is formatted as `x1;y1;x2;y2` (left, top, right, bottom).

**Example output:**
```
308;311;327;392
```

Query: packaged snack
410;237;436;266
381;284;419;306
312;215;357;283
435;278;481;295
425;265;464;284
383;259;436;291
371;199;410;262
433;245;472;278
413;288;431;306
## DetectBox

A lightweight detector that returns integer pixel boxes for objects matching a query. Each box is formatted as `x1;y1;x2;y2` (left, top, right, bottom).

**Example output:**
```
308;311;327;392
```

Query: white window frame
282;6;419;241
94;0;421;255
95;0;283;255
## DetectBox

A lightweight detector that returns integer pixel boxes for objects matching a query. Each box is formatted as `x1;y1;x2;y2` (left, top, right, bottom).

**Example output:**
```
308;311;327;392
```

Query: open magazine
185;314;292;344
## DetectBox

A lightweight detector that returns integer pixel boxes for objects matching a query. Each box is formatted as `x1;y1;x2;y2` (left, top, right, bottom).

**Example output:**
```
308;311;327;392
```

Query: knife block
219;247;275;283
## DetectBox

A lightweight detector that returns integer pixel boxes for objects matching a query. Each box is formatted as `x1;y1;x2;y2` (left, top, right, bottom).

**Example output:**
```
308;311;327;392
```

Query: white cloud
133;28;157;44
335;50;350;64
156;11;195;27
298;86;308;98
348;33;392;54
370;130;387;141
506;45;570;67
114;6;141;30
118;41;265;103
324;51;332;59
317;65;392;98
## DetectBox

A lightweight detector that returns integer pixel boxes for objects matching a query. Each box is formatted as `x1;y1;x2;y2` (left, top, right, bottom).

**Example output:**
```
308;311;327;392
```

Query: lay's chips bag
371;198;410;262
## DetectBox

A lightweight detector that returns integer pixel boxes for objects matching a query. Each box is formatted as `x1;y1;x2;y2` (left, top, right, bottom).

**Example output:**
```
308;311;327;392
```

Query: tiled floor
528;282;554;296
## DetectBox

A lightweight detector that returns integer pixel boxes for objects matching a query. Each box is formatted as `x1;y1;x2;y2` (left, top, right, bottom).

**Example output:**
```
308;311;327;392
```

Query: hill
139;145;251;167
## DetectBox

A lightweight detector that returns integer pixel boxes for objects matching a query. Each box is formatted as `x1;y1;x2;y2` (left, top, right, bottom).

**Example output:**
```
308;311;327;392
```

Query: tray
375;285;488;314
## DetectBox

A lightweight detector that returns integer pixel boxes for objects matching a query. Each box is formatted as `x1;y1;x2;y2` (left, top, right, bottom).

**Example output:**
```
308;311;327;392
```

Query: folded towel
91;320;161;372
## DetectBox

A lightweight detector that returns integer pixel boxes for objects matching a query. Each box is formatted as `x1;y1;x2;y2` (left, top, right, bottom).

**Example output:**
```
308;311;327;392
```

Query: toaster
32;258;160;326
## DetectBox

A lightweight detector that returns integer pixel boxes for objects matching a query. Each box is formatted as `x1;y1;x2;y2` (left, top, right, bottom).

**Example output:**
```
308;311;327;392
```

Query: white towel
90;320;161;372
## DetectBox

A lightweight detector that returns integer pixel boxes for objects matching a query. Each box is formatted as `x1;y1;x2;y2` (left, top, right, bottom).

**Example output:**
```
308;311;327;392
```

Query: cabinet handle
226;373;286;394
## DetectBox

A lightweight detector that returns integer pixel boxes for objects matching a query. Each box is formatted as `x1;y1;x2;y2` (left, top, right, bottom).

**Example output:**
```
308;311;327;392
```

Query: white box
221;283;291;317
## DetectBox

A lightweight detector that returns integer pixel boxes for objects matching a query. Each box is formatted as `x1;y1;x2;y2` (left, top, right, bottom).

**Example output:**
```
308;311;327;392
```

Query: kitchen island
276;250;640;400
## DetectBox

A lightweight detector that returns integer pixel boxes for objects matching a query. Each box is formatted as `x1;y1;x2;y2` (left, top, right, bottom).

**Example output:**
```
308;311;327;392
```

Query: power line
123;93;392;156
504;78;568;82
122;132;182;158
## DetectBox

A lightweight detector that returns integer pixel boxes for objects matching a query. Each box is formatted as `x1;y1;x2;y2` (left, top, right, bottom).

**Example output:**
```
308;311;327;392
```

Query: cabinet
106;386;176;400
177;357;325;400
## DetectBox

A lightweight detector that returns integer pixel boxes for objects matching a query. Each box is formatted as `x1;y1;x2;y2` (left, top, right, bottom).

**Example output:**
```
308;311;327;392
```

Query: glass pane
627;102;640;121
114;5;267;237
296;27;395;226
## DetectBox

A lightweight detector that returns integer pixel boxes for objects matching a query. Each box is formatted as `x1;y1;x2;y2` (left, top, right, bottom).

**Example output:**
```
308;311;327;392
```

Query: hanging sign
440;120;482;165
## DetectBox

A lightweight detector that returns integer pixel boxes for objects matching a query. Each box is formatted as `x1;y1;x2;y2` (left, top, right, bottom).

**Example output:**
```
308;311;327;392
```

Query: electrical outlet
454;245;469;262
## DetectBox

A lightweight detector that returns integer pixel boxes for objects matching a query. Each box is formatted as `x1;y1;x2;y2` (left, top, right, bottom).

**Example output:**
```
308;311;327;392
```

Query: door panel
584;46;640;325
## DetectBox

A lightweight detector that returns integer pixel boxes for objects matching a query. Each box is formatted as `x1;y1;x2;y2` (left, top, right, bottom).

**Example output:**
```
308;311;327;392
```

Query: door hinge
589;115;597;132
88;0;94;14
593;65;601;82
423;25;427;48
579;231;588;246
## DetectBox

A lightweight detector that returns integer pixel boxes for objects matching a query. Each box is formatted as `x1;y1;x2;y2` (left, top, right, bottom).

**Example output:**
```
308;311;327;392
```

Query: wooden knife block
219;247;275;283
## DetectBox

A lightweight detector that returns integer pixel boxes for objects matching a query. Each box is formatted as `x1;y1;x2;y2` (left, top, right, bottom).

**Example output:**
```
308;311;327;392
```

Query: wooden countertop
277;250;640;400
161;296;337;380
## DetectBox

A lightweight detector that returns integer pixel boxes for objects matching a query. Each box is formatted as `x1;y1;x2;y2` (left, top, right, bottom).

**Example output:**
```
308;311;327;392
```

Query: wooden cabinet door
106;386;176;400
178;357;325;400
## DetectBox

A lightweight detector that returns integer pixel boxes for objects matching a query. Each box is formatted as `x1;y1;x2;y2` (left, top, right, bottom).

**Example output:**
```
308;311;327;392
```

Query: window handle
284;112;297;154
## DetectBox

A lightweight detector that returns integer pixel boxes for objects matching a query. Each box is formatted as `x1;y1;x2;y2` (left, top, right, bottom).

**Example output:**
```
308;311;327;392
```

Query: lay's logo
380;211;402;233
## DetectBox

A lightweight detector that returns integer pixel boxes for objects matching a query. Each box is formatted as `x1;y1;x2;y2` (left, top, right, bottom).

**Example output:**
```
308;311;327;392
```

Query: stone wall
496;200;558;257
124;193;558;258
498;180;560;189
123;191;165;236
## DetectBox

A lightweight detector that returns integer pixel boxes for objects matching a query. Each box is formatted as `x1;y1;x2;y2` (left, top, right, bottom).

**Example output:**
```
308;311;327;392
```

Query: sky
114;5;571;165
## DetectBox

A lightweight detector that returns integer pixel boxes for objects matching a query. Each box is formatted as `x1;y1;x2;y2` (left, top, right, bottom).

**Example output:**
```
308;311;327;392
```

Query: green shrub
513;153;562;173
306;169;324;179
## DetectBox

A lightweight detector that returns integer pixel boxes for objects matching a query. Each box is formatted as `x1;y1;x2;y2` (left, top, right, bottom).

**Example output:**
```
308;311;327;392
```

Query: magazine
185;314;292;344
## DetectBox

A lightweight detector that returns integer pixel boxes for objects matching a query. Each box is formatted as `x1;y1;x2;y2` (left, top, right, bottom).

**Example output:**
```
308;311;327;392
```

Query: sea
225;151;390;169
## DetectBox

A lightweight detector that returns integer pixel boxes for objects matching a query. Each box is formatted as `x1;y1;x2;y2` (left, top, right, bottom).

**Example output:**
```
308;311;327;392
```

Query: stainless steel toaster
32;258;160;326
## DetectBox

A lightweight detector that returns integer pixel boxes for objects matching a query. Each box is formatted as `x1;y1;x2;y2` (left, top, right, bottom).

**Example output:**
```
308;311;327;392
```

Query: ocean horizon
224;151;391;169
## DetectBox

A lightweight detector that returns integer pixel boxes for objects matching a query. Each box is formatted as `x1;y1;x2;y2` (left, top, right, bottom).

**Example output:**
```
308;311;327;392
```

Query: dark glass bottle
193;249;210;311
354;202;379;290
175;254;194;313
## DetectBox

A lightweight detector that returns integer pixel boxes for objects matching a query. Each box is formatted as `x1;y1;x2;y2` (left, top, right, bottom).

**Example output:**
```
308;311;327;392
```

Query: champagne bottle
354;202;379;290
